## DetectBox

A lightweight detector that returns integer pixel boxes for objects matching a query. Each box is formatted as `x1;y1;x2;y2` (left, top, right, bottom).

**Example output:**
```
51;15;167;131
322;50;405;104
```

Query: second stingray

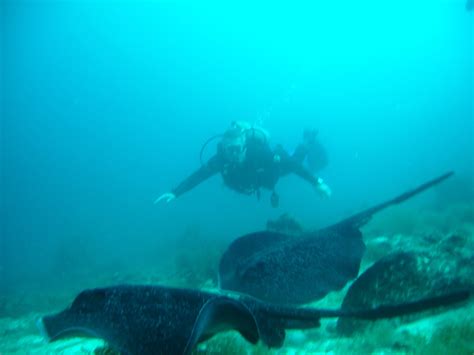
219;172;453;304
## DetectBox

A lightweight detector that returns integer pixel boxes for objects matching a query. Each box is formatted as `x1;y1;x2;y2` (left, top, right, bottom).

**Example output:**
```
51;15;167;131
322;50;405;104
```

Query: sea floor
1;203;473;354
1;286;473;355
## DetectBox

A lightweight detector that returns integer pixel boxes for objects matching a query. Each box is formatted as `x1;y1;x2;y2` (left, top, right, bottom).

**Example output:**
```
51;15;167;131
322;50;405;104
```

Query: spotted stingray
219;172;454;304
38;284;468;355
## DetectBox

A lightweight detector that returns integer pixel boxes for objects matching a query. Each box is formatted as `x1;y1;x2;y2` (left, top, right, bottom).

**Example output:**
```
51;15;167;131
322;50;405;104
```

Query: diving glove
316;178;332;198
154;192;176;204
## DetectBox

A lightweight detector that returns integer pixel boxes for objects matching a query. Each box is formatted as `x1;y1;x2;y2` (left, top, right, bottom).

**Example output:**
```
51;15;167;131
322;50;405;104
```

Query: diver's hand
315;178;332;198
154;192;176;204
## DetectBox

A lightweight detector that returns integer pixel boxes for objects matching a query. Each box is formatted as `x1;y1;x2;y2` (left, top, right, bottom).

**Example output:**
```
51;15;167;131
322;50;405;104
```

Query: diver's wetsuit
171;136;319;200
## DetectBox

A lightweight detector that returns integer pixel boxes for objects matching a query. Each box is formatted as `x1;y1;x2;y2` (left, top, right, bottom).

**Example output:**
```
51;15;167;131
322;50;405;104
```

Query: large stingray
219;172;453;304
337;250;474;335
38;284;469;355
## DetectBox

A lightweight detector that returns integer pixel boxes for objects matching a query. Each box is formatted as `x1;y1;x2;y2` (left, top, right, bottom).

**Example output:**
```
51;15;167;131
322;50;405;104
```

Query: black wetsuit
172;136;319;200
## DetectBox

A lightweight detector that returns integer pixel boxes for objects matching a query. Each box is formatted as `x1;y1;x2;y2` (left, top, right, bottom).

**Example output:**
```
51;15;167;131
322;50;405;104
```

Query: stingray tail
268;289;470;328
327;289;470;320
337;171;454;230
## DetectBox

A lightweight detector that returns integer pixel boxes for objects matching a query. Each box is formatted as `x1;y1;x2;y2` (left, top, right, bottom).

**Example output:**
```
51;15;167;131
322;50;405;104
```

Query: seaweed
393;311;474;355
418;319;474;355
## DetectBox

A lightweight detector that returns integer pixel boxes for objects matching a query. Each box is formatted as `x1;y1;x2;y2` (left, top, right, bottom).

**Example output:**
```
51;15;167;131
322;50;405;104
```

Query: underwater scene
1;1;473;354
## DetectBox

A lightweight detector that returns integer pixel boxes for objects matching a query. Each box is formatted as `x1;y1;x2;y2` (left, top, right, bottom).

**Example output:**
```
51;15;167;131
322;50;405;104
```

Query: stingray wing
184;295;289;353
219;231;293;286
38;285;215;355
224;228;365;304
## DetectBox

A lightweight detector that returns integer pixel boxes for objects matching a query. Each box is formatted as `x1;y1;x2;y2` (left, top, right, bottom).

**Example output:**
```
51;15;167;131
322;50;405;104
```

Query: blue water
1;1;473;296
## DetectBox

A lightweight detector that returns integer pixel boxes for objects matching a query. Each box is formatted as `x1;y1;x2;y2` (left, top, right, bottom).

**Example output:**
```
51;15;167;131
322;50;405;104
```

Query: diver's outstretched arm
154;155;221;204
280;152;332;198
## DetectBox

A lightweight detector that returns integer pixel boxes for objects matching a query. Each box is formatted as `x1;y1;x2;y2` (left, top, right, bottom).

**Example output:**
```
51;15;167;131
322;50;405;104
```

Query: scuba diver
467;0;473;11
155;121;331;208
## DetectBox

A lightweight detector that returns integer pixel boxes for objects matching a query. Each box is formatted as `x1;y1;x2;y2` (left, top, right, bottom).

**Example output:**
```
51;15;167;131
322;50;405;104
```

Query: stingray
218;172;453;304
337;250;474;335
37;284;469;355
